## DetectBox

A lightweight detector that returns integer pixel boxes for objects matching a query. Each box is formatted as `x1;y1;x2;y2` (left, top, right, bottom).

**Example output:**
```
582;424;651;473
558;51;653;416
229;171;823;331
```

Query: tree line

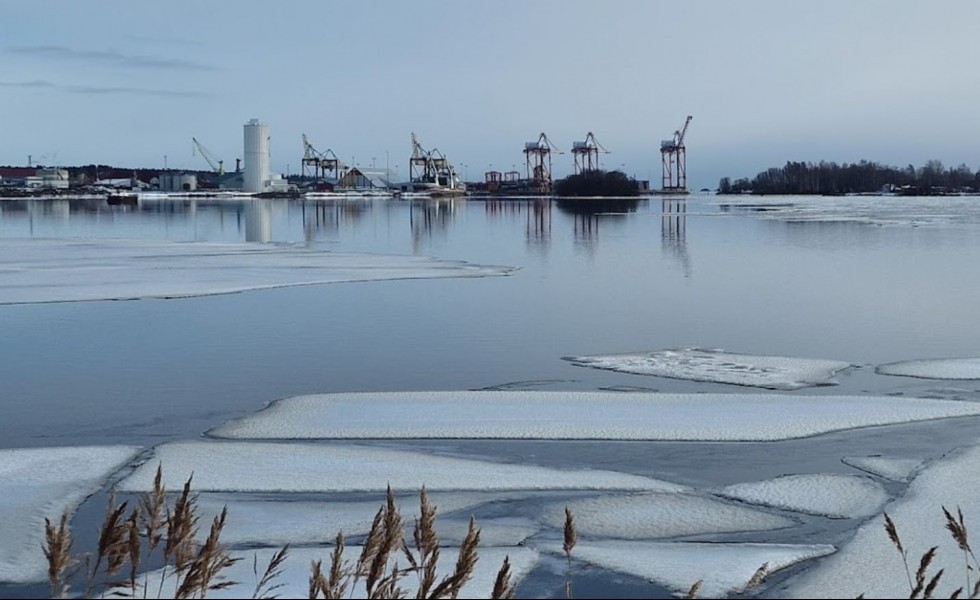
719;160;980;195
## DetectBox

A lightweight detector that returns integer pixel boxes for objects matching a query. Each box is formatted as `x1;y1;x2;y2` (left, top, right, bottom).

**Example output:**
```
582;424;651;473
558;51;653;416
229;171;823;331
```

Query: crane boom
191;137;225;175
676;115;693;147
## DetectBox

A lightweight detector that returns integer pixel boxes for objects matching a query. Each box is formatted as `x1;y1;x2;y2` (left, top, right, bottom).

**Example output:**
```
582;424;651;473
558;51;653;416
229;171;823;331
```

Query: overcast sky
2;1;978;189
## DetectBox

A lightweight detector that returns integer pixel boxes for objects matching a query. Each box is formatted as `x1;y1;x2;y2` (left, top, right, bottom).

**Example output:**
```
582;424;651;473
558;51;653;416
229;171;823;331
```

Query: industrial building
158;173;198;192
243;118;289;194
337;168;394;191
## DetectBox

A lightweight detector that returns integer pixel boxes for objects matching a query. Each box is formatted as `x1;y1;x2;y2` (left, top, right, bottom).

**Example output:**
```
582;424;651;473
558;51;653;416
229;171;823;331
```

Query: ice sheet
841;456;924;482
541;492;794;539
536;540;834;598
0;445;140;583
195;492;539;547
565;348;851;389
719;474;887;519
784;443;980;598
0;238;515;304
877;358;980;380
135;546;538;599
207;391;980;442
118;442;685;493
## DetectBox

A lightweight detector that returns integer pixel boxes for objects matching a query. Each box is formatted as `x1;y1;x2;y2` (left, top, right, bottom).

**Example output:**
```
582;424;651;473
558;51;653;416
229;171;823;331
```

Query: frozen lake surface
4;194;980;598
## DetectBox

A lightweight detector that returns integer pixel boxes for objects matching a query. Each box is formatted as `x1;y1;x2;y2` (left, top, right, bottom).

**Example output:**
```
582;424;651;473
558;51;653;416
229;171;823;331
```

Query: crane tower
301;134;345;179
571;132;609;174
523;132;561;194
660;115;692;192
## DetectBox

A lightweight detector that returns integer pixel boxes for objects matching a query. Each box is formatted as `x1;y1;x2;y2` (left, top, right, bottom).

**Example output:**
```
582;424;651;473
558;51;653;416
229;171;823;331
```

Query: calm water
4;193;980;597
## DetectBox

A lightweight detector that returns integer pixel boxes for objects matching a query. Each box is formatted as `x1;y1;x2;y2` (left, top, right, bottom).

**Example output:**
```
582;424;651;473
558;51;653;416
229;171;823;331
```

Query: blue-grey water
3;194;980;598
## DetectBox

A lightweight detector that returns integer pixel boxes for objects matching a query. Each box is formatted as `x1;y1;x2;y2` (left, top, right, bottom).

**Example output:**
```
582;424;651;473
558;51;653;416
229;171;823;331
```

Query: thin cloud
0;80;208;98
7;45;219;71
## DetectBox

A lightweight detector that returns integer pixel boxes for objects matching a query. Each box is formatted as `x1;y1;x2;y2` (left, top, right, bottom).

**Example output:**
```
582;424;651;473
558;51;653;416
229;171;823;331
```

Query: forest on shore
720;160;980;195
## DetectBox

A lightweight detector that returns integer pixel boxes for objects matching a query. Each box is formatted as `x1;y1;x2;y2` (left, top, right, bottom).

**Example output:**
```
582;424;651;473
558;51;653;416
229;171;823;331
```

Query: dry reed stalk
327;532;350;599
562;506;577;600
126;508;142;596
910;546;938;599
684;579;703;599
922;568;943;599
884;512;915;593
943;506;980;595
174;505;239;599
160;474;200;598
252;544;289;599
490;556;514;600
428;517;481;599
410;487;440;599
84;492;131;598
43;510;75;599
743;562;769;592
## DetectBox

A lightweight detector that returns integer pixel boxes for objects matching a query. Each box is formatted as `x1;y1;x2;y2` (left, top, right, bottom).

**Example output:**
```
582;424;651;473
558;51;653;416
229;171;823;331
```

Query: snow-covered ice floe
194;492;539;547
784;443;980;599
133;546;538;599
0;445;139;584
841;455;924;482
535;540;834;598
207;391;980;442
719;474;888;519
540;492;795;539
876;358;980;380
0;238;515;304
564;348;851;389
118;442;685;493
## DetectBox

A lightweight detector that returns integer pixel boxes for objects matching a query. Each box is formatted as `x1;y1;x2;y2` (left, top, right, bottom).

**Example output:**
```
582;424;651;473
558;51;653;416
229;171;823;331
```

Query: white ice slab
195;492;539;547
119;442;684;494
207;391;980;442
536;540;834;598
565;348;851;389
541;492;794;539
719;474;887;519
136;546;537;600
784;443;980;598
877;358;980;380
0;445;139;583
841;455;924;482
0;238;515;304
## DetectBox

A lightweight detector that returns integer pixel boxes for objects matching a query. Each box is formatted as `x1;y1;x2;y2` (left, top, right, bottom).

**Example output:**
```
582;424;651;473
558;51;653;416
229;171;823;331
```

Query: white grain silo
243;118;270;193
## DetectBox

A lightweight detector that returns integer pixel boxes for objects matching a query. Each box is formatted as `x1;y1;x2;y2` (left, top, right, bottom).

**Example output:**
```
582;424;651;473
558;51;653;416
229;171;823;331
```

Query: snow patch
784;443;980;598
0;445;139;583
719;474;888;519
536;540;834;598
208;391;980;442
877;358;980;380
540;492;795;539
0;238;515;304
565;348;850;389
118;442;684;493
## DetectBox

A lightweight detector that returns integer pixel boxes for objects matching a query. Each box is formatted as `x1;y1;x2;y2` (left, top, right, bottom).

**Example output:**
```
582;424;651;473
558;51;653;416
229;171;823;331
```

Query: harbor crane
523;132;562;193
571;132;609;174
191;137;225;175
660;115;692;192
409;132;457;185
301;134;345;179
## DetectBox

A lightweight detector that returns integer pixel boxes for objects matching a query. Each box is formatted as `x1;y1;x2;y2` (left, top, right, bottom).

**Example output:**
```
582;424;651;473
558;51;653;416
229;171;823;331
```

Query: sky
2;0;978;190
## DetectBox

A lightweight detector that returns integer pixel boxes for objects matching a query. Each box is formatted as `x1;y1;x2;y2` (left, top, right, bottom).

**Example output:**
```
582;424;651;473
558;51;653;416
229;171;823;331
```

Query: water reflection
410;198;455;252
484;199;551;250
244;200;272;243
298;199;373;242
554;197;640;249
661;197;691;277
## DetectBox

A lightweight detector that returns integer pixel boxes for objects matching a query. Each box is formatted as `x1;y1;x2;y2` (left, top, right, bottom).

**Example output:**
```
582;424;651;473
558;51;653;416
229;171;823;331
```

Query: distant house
337;168;393;190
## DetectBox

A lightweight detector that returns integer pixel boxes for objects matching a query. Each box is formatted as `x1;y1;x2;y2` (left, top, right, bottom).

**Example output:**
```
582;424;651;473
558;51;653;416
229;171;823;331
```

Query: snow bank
540;492;794;539
841;456;924;482
0;445;139;583
208;391;980;442
720;474;888;519
877;358;980;380
119;442;684;493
